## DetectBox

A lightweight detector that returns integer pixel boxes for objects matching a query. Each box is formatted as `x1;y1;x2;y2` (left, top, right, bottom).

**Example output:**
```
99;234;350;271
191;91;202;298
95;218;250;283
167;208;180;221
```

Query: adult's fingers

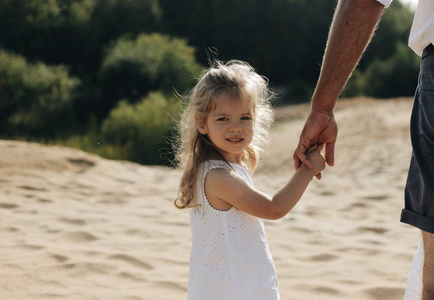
306;144;318;154
312;144;324;180
313;143;324;153
325;141;335;166
293;150;302;170
294;144;313;169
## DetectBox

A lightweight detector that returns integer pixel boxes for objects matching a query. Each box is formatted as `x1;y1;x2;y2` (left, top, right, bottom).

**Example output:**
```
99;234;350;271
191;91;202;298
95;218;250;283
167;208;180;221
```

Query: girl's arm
205;147;325;220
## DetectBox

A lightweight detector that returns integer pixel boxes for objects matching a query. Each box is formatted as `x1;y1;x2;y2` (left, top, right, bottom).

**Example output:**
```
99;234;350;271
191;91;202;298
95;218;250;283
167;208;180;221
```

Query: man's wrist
309;106;335;119
310;94;336;115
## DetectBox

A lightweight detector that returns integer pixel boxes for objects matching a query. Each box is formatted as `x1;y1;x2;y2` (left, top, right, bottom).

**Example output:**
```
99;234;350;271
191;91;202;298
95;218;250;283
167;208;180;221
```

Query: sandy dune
0;97;420;299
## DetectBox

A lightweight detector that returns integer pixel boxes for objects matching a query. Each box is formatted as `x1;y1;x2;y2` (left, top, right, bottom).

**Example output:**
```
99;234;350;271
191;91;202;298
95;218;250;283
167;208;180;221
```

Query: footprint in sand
59;218;86;226
360;226;388;234
337;279;363;286
318;190;336;196
123;229;151;239
312;286;343;296
18;185;47;192
294;284;343;296
97;198;128;205
2;227;19;233
62;262;116;275
108;254;153;270
0;203;19;209
154;281;187;292
351;202;368;208
363;195;389;201
118;271;147;282
62;231;98;242
115;178;135;184
38;198;53;203
23;244;45;250
339;202;368;212
299;253;338;262
336;246;381;256
363;287;405;299
51;254;69;263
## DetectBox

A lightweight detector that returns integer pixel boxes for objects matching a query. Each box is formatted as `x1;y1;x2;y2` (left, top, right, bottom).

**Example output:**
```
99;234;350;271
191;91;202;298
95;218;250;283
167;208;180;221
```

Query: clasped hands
293;110;338;180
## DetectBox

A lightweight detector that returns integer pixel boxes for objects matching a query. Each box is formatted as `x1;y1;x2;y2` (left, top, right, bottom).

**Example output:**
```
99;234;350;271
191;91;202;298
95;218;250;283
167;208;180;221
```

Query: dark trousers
401;45;434;233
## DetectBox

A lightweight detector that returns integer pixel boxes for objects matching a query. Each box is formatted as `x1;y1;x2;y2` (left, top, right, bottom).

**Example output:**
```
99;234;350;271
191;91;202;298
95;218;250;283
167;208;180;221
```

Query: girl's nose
230;123;243;132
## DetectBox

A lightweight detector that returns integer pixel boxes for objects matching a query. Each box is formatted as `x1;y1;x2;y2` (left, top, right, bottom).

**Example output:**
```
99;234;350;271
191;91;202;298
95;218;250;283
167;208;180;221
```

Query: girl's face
197;94;254;164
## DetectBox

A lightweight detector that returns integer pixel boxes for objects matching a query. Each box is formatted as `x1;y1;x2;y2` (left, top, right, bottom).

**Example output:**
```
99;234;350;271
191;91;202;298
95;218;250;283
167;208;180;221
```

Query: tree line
0;0;418;165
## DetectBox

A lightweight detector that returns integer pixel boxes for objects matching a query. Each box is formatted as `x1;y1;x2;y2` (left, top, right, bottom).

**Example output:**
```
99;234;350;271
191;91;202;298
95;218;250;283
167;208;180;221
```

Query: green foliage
0;0;90;65
342;1;418;98
359;0;414;70
159;0;336;97
91;0;161;41
99;33;201;117
0;0;161;82
101;92;181;165
0;50;80;137
343;43;419;98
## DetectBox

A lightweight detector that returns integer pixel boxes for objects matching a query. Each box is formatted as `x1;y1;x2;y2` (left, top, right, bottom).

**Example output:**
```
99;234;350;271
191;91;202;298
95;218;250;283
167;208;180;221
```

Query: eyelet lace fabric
404;239;423;300
188;160;280;300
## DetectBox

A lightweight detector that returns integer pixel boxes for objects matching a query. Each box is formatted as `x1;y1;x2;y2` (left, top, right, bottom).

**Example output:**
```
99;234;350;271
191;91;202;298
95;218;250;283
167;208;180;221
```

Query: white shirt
188;160;280;300
376;0;434;56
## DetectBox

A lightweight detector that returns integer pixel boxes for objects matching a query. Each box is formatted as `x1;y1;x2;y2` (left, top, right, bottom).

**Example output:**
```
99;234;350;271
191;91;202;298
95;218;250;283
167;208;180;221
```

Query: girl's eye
241;116;252;121
217;117;227;121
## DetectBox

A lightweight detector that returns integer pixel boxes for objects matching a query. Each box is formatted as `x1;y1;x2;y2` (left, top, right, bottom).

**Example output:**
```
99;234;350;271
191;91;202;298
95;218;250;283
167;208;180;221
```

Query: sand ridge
0;97;420;299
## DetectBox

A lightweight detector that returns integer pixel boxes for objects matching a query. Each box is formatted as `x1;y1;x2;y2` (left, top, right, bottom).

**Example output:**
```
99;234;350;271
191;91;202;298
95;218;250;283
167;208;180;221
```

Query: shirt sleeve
375;0;392;8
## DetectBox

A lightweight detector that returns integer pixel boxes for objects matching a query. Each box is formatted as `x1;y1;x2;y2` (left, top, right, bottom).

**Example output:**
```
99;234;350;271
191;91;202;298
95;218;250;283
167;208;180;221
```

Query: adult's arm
294;0;385;171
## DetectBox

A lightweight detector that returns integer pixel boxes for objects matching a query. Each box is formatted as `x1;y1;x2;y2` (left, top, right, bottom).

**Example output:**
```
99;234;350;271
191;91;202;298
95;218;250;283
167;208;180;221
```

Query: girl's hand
306;143;326;177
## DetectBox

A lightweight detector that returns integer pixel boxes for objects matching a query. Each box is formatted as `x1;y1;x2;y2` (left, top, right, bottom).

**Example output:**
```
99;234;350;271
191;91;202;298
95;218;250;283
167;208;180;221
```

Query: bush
357;0;414;71
343;43;419;98
101;92;181;165
99;33;201;118
0;49;80;137
0;0;161;81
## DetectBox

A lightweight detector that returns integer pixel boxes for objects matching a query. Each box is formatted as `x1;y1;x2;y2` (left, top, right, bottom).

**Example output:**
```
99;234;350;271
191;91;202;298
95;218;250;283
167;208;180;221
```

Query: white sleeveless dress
188;160;280;300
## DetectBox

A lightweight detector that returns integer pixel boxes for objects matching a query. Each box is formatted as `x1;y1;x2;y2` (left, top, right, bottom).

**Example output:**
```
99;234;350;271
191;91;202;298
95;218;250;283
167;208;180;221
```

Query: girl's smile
226;138;244;142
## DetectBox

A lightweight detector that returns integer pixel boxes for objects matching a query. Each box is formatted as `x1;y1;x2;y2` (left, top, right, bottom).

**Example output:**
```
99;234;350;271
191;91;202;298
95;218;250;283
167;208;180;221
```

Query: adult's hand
293;110;337;175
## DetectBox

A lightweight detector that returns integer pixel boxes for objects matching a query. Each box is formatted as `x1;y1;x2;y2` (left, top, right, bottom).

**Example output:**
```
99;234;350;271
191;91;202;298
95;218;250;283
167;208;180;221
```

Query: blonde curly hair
174;59;274;209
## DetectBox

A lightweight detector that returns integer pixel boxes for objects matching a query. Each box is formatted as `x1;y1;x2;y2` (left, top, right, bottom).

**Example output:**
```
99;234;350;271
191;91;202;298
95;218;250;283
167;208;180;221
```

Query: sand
0;97;421;299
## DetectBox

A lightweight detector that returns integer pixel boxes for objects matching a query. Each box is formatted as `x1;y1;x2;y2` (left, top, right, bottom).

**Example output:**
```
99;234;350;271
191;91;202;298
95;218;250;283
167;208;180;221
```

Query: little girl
175;60;325;300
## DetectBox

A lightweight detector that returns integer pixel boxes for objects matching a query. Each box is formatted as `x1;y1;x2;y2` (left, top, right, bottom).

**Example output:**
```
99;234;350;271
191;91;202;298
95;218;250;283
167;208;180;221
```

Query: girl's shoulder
201;160;252;185
198;160;232;180
205;159;247;170
201;160;249;176
206;159;234;169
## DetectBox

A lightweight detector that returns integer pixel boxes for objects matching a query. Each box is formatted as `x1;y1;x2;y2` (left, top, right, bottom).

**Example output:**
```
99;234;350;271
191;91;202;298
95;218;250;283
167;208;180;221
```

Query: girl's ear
195;117;208;135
